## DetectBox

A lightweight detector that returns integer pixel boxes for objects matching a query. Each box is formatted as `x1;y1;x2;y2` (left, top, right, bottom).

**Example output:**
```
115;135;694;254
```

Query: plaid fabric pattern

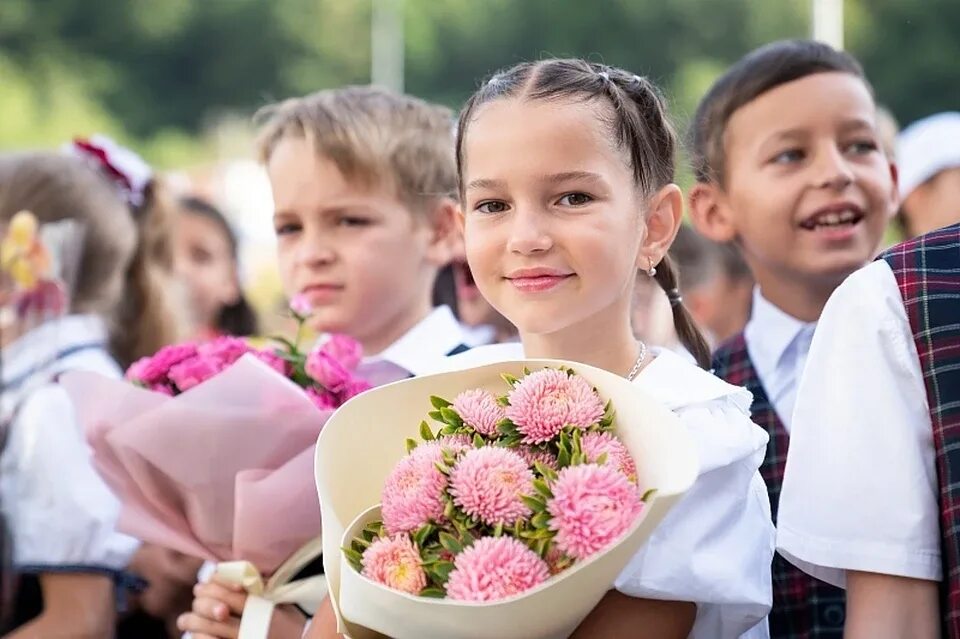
883;222;960;638
713;335;845;638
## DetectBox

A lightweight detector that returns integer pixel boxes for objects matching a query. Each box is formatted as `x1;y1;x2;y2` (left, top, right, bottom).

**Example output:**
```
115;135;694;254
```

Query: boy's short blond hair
256;86;456;214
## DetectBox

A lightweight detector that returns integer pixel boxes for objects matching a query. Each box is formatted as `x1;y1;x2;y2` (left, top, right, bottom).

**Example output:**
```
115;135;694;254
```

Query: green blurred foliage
0;0;956;167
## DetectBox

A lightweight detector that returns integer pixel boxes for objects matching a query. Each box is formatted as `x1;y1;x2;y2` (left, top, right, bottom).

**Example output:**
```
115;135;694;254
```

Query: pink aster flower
505;369;605;444
445;536;550;602
580;431;637;481
448;447;533;526
437;434;473;456
318;334;363;371
305;349;351;393
517;445;558;470
547;463;643;560
167;355;222;392
381;442;449;535
361;534;427;595
126;343;198;385
452;389;505;437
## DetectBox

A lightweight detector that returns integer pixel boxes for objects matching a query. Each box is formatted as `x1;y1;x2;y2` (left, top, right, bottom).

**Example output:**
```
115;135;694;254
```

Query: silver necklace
626;340;648;381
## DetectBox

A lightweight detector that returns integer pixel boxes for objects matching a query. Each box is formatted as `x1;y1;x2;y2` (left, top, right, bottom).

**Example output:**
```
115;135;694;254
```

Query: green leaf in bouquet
497;419;517;436
492;521;504;537
434;461;451;476
439;425;458;436
420;586;447;598
500;372;520;387
533;478;554;500
429;560;456;584
595;451;609;466
343;546;364;572
534;462;558;483
440;407;464;428
420;420;436;441
441;449;457;467
496;395;511;407
428;410;444;422
461;529;477;546
641;488;658;503
530;511;551;529
444;499;456;521
269;334;298;353
430;395;452;409
438;531;463;554
522;366;531;376
571;428;583;455
412;523;436;547
472;433;485;448
521;495;546;513
405;438;419;453
534;537;550;558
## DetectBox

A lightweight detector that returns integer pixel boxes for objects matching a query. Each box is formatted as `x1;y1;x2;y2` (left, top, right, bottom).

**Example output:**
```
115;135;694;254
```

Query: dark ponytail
652;255;711;368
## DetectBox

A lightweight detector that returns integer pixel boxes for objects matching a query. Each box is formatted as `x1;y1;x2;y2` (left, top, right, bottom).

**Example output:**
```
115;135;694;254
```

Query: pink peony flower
198;336;252;367
126;343;198;384
339;378;373;402
167;355;222;392
381;442;449;535
149;382;175;396
318;334;363;371
445;536;550;602
289;293;313;318
580;432;637;481
517;445;558;470
306;387;338;411
253;348;290;376
361;534;427;595
305;349;352;393
505;369;605;444
452;389;505;437
547;463;643;560
448;447;533;526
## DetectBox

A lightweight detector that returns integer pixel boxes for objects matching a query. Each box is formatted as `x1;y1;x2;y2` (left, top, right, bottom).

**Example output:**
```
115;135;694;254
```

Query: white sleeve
0;384;139;571
777;260;939;586
614;397;775;639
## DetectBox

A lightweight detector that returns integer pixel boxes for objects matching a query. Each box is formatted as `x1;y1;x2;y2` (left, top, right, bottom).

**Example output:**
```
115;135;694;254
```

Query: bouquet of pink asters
61;296;373;638
316;359;699;639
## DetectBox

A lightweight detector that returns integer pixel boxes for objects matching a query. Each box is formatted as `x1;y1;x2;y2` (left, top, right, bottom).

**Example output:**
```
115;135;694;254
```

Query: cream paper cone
315;359;699;639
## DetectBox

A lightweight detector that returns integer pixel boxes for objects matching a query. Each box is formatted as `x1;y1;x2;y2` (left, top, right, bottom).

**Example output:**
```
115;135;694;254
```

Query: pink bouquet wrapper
61;354;328;575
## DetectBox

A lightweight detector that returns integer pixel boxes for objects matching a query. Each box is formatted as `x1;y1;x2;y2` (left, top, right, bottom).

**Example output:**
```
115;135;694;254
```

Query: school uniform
778;222;960;636
713;290;845;638
441;343;775;639
0;315;139;631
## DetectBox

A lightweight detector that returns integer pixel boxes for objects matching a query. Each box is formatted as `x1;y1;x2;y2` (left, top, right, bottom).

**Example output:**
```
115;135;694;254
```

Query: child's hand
177;574;310;639
177;575;246;639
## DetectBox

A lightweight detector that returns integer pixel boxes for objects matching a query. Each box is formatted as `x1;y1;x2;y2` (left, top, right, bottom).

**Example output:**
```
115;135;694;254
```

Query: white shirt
743;288;817;433
777;260;939;587
441;344;775;639
356;306;469;386
0;315;139;571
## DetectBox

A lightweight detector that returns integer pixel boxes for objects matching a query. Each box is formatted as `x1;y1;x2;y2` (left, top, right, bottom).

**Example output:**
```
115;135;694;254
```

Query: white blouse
0;315;139;572
442;344;775;639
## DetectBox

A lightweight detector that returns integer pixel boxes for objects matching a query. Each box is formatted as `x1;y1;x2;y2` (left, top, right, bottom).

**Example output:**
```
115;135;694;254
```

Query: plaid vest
882;222;960;637
713;335;845;639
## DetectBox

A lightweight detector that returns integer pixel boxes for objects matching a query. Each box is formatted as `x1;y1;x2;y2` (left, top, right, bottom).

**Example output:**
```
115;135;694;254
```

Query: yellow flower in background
1;210;51;289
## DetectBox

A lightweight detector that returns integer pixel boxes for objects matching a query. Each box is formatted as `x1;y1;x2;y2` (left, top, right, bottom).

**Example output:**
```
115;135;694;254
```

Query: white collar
366;306;467;376
743;287;815;383
438;343;751;414
1;314;109;389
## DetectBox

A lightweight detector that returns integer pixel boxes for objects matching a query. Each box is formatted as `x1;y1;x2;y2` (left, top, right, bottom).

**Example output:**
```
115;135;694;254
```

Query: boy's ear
688;182;737;243
424;197;459;266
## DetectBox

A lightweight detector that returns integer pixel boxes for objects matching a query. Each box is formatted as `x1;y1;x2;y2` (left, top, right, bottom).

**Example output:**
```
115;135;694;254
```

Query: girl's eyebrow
467;171;604;192
466;177;506;192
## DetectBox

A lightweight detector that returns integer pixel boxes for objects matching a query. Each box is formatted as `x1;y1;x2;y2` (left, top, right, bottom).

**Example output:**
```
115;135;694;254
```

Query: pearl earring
646;259;657;278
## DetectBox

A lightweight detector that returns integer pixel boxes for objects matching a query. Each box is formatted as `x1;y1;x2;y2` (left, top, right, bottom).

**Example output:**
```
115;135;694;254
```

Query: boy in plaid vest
688;40;898;638
779;223;960;638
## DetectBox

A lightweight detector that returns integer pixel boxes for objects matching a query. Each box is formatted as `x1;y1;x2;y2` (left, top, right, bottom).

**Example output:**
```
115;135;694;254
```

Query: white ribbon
215;537;328;639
